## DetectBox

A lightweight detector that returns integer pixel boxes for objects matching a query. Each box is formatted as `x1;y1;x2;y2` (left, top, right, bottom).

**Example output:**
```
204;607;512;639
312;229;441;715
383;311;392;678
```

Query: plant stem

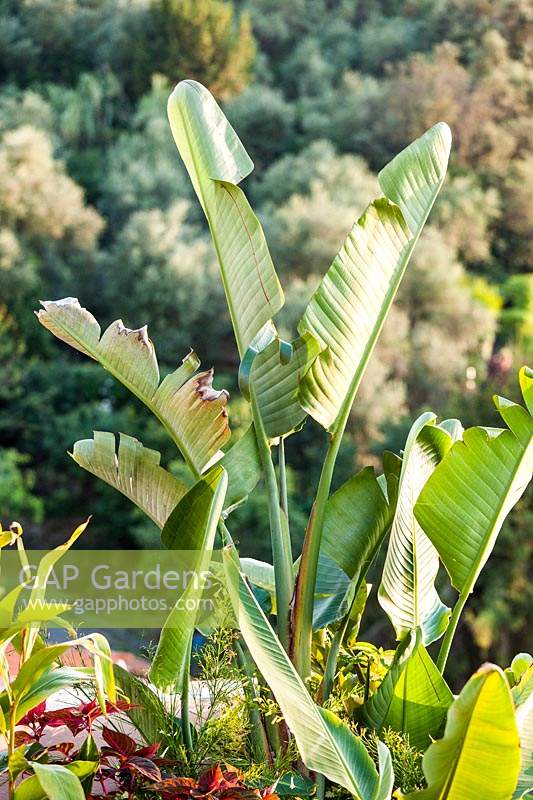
291;427;343;678
264;694;283;755
8;700;17;800
250;389;293;652
279;437;289;518
364;658;371;702
320;619;348;704
180;637;194;757
316;774;326;800
235;639;271;763
219;520;236;551
437;589;470;673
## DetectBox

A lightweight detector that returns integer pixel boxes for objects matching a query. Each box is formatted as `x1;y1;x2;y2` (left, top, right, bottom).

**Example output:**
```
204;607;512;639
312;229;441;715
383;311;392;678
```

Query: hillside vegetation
0;0;531;674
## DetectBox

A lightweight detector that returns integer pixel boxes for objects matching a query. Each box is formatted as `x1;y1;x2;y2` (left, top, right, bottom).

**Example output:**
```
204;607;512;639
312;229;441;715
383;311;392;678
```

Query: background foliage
0;0;531;680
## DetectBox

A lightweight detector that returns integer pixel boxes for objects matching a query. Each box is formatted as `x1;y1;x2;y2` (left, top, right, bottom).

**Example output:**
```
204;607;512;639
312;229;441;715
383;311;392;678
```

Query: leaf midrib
45;313;200;478
438;676;488;799
174;94;271;359
326;175;443;435
241;578;375;799
456;431;532;593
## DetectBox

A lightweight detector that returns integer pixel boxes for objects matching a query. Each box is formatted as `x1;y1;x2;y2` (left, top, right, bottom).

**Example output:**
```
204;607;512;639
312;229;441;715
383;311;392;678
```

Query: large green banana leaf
240;554;353;629
73;432;189;528
414;368;532;597
312;466;391;629
297;123;451;433
381;450;403;506
161;467;224;549
239;557;276;597
37;298;230;475
321;466;391;585
405;664;520;799
358;629;453;750
513;664;533;708
312;553;353;629
223;549;393;800
114;665;168;747
167;80;284;357
514;664;533;800
73;427;261;525
379;414;457;645
219;425;261;513
250;333;321;439
149;466;227;692
521;366;533;413
515;694;533;798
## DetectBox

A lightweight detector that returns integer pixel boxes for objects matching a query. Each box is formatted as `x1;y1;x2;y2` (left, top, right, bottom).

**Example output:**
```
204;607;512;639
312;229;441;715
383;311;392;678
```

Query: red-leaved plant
14;702;280;800
16;699;133;744
98;725;165;791
153;764;279;800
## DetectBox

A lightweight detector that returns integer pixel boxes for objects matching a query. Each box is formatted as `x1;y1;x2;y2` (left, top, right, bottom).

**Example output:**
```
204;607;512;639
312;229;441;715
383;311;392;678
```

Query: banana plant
165;80;451;664
36;80;532;798
357;628;453;750
414;366;533;671
378;413;460;646
150;464;227;749
223;548;394;800
508;653;533;799
404;664;521;799
290;120;452;678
